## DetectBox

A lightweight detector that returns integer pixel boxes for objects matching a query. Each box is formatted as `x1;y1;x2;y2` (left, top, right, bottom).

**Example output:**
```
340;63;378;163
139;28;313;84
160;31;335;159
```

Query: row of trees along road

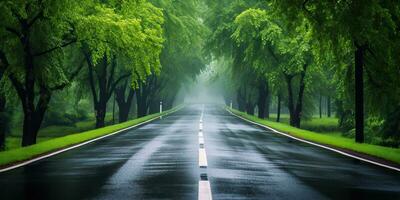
0;0;206;148
204;0;400;146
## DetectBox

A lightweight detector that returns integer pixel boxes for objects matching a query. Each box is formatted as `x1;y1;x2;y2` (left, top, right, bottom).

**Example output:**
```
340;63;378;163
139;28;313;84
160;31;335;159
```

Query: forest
1;0;400;153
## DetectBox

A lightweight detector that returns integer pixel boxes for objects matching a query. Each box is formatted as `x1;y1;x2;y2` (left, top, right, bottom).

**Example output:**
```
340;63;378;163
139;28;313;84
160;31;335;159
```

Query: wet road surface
0;105;399;199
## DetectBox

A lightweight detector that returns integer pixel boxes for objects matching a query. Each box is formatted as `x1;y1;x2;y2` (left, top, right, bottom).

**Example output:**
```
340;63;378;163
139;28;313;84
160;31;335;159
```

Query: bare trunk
115;81;135;123
327;96;331;117
257;81;268;119
0;95;6;150
355;44;365;143
276;94;281;122
285;64;307;128
319;94;322;118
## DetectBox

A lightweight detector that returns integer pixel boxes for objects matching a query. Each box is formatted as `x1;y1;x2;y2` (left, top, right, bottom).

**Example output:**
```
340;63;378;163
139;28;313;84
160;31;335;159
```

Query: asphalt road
0;105;399;200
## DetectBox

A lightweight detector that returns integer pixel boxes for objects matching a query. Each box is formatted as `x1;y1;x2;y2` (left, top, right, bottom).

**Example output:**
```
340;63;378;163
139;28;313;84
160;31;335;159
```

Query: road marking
0;108;181;173
227;109;400;172
198;180;212;200
198;104;212;200
199;131;203;137
199;137;205;145
199;148;208;168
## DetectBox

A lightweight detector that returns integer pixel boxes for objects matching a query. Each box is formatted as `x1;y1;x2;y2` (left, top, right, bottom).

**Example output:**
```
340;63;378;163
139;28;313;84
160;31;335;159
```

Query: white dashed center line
199;148;208;168
198;105;212;200
199;180;212;200
199;137;205;145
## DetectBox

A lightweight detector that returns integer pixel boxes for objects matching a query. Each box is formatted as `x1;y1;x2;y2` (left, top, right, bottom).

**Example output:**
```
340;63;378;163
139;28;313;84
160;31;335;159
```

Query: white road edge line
0;110;179;173
227;109;400;172
199;180;212;200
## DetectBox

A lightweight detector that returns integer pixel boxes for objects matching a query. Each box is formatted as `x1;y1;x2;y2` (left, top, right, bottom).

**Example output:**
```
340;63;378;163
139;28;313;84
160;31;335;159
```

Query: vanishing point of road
0;105;399;200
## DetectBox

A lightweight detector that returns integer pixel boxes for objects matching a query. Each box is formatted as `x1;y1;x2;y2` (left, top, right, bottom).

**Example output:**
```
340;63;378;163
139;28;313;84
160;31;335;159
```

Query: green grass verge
268;113;339;133
0;106;182;167
229;108;400;165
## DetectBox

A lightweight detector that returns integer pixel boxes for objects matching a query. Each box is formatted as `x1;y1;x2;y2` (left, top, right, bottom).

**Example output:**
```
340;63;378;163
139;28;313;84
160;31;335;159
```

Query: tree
232;8;314;127
0;0;86;146
78;1;164;127
271;0;400;142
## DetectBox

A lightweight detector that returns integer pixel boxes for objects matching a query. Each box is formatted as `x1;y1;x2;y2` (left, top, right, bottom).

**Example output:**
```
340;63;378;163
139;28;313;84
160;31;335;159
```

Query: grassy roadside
0;106;182;168
228;108;400;165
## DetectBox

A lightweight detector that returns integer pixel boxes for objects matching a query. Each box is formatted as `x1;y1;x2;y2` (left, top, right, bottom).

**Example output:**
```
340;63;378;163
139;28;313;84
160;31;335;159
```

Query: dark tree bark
149;101;158;114
257;80;268;119
85;52;130;128
246;103;255;115
327;96;331;117
285;74;296;125
355;44;366;143
265;93;271;119
319;94;323;118
135;75;158;117
0;90;6;151
285;64;308;128
237;88;246;112
276;93;281;122
115;80;135;123
0;51;8;150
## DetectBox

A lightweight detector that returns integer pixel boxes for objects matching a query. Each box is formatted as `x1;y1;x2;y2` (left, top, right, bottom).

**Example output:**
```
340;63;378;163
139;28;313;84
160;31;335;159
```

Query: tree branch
8;73;25;101
5;27;21;37
33;38;77;57
108;73;131;99
50;58;86;91
28;10;44;28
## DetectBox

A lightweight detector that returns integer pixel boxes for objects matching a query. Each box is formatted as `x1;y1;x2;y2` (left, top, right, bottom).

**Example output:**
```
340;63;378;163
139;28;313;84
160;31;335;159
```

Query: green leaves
75;0;164;87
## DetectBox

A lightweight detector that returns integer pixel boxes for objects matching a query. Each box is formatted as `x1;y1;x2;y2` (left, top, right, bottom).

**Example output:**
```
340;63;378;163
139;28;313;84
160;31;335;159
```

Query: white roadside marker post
230;100;232;109
160;101;163;119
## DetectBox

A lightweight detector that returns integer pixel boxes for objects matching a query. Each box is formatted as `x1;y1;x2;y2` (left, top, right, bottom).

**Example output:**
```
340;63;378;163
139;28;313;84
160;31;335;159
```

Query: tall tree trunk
246;103;255;115
21;86;52;146
257;81;268;119
0;95;6;150
355;44;365;143
0;54;7;150
285;64;307;128
293;65;307;128
115;81;135;123
237;89;246;112
285;74;296;126
327;96;331;117
276;94;281;122
95;102;106;128
136;85;149;118
93;55;108;128
149;100;159;114
265;93;270;119
319;94;322;118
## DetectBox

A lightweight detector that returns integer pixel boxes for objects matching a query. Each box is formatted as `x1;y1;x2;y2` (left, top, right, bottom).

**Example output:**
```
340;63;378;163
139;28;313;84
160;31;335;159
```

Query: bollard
160;101;163;119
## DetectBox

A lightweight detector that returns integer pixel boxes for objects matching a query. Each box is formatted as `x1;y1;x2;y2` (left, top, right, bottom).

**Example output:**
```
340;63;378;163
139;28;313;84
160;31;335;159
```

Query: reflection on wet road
0;105;399;200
